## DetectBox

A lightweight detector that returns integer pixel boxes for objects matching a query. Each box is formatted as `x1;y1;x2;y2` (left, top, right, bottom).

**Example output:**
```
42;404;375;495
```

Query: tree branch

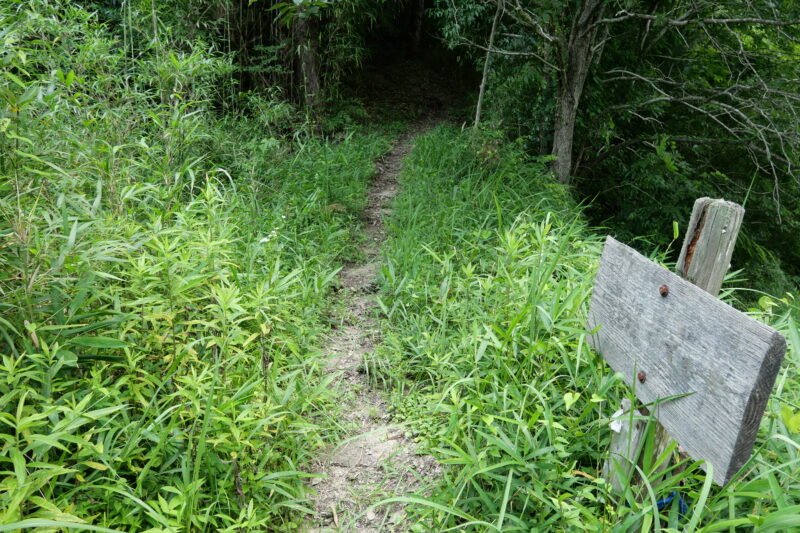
595;11;800;27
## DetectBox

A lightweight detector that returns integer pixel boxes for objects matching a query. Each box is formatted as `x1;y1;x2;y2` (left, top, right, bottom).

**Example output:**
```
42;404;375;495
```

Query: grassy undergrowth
376;126;800;531
0;2;390;530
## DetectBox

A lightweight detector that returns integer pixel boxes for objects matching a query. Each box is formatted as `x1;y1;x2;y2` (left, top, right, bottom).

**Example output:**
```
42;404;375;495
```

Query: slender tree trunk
295;14;320;109
411;0;425;55
536;67;553;155
475;0;503;130
552;0;604;184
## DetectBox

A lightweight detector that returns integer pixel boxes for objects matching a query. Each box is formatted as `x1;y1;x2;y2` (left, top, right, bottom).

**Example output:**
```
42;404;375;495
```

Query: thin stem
475;0;504;130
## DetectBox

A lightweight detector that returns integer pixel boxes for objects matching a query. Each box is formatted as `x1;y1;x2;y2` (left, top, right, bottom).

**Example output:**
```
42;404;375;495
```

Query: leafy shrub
0;1;389;530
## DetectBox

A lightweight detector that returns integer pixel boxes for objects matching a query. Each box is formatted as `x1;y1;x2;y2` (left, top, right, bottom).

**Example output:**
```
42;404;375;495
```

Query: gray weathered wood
589;237;786;485
648;198;746;480
602;399;645;492
604;198;746;492
676;197;745;296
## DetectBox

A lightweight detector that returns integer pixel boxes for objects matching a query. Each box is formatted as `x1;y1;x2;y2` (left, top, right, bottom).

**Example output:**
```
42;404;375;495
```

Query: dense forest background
33;0;799;298
3;0;800;531
432;0;800;300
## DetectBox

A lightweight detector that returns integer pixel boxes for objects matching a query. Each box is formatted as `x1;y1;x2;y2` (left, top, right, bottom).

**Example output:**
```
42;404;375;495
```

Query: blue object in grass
656;491;689;518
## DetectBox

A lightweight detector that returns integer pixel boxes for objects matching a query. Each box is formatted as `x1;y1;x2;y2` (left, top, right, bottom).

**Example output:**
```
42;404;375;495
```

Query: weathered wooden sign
588;236;786;485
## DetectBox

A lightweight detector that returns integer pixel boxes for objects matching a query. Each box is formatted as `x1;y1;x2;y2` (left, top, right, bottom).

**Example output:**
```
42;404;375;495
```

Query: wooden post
650;198;745;474
592;238;784;488
676;198;745;296
602;399;645;492
603;197;745;491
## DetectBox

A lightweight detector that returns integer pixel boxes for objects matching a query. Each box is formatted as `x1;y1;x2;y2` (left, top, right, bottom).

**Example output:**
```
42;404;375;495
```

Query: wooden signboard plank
588;237;786;485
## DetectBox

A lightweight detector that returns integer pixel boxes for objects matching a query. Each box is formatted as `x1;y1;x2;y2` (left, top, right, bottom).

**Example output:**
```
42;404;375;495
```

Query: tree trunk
552;90;579;184
551;0;605;184
295;15;320;109
474;0;503;130
411;0;425;55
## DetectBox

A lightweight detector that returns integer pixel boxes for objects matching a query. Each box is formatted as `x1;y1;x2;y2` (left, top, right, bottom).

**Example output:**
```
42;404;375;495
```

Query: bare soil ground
307;122;441;532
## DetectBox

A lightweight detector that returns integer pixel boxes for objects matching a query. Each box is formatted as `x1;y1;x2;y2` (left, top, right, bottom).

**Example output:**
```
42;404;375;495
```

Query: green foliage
432;0;800;298
256;0;409;107
377;126;800;531
0;1;390;529
6;1;800;530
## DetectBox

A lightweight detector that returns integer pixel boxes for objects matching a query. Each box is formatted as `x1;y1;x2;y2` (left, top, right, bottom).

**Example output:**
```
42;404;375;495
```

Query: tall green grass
377;126;800;531
0;1;390;530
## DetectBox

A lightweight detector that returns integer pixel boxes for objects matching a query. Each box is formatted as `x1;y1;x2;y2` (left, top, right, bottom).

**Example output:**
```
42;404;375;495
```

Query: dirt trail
308;122;440;532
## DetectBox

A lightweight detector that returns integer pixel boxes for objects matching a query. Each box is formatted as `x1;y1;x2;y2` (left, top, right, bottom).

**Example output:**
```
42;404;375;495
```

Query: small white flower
609;408;625;433
260;237;270;243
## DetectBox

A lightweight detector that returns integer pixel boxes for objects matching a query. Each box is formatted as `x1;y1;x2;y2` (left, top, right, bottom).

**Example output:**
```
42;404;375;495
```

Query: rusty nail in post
659;284;669;297
637;371;647;384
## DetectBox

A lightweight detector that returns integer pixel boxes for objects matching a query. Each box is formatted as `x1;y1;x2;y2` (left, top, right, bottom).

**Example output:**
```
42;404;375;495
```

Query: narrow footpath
308;122;440;532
